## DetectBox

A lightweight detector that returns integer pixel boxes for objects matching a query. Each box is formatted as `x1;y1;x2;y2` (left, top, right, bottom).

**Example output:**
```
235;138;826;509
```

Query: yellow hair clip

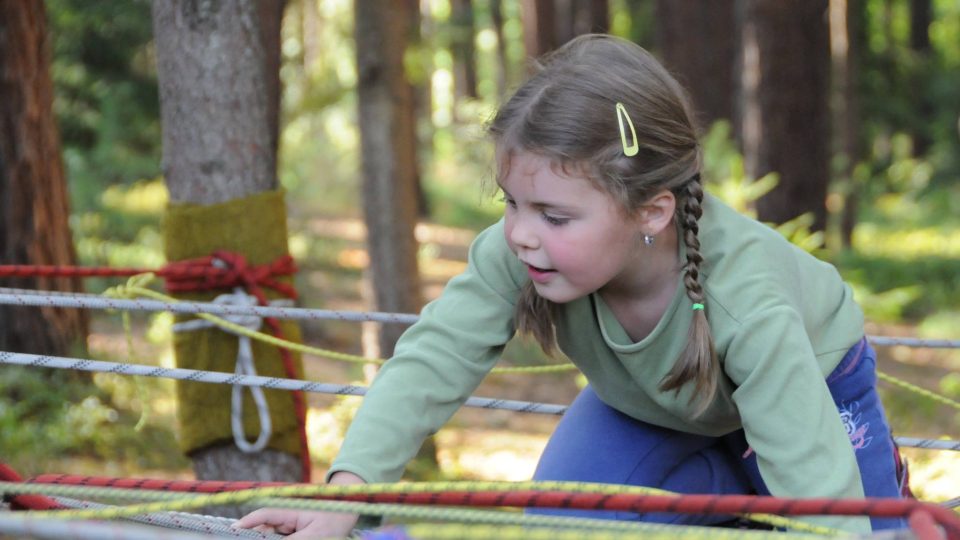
615;102;639;157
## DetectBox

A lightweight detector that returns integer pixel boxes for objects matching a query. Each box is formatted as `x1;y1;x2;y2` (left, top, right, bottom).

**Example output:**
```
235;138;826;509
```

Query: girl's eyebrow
497;182;579;212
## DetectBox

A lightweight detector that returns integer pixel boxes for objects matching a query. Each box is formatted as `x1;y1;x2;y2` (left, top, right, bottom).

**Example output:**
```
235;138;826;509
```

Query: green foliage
48;0;161;216
0;367;186;476
700;121;825;254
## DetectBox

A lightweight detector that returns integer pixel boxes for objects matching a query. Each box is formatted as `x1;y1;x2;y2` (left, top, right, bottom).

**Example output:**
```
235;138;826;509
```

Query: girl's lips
526;264;556;284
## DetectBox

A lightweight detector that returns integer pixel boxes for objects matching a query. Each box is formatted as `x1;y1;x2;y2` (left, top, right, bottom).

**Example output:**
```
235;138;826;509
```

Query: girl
237;34;908;538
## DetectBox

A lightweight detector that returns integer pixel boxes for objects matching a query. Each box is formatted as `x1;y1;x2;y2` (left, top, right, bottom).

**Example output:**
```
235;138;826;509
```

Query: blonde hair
488;34;718;414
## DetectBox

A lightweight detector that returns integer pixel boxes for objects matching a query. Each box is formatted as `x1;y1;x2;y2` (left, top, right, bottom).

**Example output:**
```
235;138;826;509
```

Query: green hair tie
691;303;705;311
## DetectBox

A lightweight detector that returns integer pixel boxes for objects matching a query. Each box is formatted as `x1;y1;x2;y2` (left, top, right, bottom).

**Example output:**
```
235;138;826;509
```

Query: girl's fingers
233;508;297;530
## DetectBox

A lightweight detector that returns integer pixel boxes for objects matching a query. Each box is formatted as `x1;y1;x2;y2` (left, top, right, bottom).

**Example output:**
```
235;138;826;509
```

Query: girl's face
500;152;647;303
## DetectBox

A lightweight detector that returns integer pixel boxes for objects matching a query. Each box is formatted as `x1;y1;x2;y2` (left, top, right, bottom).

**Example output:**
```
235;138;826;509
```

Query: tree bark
655;0;736;129
521;0;559;61
154;0;277;205
0;0;88;356
354;0;423;357
451;0;478;100
737;0;831;231
355;0;437;478
558;0;609;44
908;0;931;156
152;0;299;489
490;0;509;97
830;0;863;248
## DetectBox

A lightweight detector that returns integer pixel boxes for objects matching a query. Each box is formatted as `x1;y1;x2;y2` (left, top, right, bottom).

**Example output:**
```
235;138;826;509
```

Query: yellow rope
13;480;844;536
876;371;960;411
105;275;960;410
104;275;576;375
105;274;159;432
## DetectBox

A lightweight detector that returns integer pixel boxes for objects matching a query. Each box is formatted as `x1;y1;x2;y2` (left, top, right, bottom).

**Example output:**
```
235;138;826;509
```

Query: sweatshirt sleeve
724;305;871;534
328;221;523;483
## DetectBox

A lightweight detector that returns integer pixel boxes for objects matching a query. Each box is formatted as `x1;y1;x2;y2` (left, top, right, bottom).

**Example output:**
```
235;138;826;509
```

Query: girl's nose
509;217;540;250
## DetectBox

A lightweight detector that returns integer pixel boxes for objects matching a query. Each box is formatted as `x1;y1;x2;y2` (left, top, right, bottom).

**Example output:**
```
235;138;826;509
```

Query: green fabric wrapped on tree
163;189;304;458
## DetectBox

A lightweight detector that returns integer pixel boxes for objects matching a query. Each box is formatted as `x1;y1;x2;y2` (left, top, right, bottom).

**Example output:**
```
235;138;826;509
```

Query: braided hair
660;175;718;415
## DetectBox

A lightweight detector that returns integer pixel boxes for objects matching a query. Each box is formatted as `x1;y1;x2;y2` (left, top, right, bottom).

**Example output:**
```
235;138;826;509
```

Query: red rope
0;463;63;511
163;251;310;482
0;253;297;299
25;474;960;538
1;253;311;482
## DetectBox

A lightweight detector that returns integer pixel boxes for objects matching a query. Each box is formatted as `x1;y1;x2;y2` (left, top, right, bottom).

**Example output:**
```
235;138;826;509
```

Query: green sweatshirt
330;194;871;533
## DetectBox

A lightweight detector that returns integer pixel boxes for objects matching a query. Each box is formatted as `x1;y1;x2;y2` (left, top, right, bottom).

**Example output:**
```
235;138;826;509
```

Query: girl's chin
531;282;584;304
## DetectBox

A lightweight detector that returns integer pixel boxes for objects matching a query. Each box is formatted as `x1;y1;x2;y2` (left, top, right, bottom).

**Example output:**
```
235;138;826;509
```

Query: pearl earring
643;234;654;246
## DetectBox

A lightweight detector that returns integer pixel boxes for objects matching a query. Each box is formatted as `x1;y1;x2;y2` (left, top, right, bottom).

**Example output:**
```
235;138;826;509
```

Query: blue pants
531;338;908;530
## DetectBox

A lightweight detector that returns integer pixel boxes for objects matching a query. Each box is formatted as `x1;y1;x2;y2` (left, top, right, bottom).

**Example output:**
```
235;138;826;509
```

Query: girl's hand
233;508;359;539
233;471;365;539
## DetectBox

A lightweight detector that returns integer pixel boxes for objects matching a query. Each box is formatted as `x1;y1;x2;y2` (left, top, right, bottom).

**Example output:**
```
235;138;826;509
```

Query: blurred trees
354;0;423;358
655;0;736;129
739;0;832;231
0;0;88;356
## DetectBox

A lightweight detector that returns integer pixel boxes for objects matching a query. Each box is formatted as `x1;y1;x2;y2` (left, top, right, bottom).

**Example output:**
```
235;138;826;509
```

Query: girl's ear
637;189;676;235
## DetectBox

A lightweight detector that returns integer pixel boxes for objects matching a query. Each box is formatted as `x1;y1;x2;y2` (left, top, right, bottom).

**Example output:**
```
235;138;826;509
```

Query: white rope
1;349;956;453
0;287;419;324
0;350;569;416
892;437;960;451
51;496;280;539
171;289;293;454
1;288;958;349
0;513;217;540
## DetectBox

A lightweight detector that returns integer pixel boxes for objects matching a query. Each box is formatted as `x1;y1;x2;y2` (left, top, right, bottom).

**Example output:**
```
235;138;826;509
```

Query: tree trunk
154;0;278;205
830;0;863;249
737;0;831;231
0;0;88;356
355;0;437;477
521;0;559;61
558;0;609;44
451;0;478;100
411;0;432;218
490;0;509;97
908;0;931;156
354;0;423;357
655;0;736;129
152;0;300;490
573;0;610;36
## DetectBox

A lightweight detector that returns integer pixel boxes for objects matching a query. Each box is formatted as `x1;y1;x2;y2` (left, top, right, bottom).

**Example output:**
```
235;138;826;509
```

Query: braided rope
4;287;958;349
50;496;279;539
0;513;217;540
0;481;848;535
0;350;568;415
389;523;831;540
242;497;823;540
3;349;959;451
108;281;573;375
0;287;420;324
7;283;960;403
876;371;960;410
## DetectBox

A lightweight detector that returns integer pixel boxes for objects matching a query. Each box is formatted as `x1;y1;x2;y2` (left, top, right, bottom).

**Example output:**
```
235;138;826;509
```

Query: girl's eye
500;195;517;208
542;213;569;226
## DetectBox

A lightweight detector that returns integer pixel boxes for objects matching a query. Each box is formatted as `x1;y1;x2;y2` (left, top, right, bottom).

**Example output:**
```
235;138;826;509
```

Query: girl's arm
724;306;872;534
329;220;524;484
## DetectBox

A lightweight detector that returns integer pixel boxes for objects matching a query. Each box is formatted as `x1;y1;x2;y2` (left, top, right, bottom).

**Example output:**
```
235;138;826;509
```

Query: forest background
1;0;959;505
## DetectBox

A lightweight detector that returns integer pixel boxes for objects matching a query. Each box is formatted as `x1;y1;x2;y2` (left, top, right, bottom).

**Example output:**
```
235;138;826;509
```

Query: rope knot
161;251;298;301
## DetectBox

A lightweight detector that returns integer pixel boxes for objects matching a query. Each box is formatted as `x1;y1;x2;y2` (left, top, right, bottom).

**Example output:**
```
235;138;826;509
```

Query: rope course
2;261;959;539
2;286;959;348
4;479;960;538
